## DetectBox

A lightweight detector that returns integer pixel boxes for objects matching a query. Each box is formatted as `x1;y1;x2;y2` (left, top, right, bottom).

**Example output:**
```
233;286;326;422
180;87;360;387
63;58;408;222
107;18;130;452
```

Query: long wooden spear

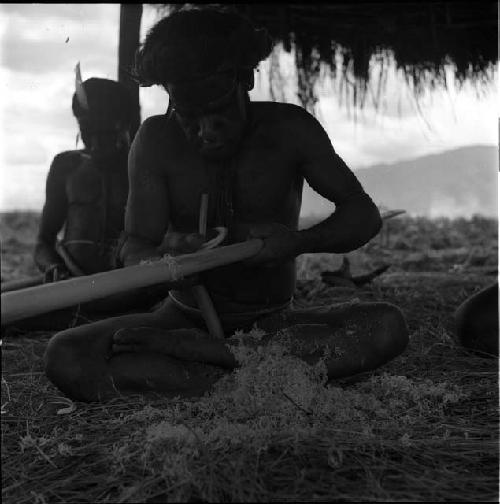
1;275;45;293
1;239;262;326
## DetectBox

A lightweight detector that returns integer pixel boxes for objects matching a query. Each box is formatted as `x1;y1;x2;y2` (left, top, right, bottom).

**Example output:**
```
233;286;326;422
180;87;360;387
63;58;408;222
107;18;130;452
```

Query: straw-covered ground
1;211;498;503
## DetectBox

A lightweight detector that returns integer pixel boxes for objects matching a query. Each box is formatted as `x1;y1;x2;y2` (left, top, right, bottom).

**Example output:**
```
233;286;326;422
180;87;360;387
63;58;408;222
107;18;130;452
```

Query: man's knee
43;331;94;402
373;302;409;358
454;284;498;356
44;332;78;384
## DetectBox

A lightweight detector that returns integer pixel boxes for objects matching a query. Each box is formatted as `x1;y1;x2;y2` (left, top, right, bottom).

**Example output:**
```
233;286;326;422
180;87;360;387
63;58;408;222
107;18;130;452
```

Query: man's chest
166;145;303;228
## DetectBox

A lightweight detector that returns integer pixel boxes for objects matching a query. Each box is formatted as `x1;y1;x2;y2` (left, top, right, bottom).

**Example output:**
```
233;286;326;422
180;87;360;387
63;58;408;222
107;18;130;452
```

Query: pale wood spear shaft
1;240;262;326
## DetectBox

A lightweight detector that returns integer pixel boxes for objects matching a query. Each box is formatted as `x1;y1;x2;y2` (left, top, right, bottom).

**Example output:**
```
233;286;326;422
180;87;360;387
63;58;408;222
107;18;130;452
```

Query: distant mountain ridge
301;145;498;218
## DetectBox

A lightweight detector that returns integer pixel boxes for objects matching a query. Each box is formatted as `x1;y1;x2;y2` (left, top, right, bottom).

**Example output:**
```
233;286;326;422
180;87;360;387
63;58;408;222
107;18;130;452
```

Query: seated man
35;75;132;279
30;75;166;328
44;7;409;402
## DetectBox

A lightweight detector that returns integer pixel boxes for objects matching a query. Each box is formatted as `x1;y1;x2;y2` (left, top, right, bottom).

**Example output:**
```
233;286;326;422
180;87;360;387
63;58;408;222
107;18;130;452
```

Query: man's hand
245;222;301;268
160;228;219;256
158;229;220;288
43;263;71;283
165;274;201;290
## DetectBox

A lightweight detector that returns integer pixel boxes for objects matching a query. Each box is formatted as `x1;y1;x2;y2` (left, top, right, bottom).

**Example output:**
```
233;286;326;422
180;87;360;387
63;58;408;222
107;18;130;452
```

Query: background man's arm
295;111;382;255
120;121;170;266
33;155;70;277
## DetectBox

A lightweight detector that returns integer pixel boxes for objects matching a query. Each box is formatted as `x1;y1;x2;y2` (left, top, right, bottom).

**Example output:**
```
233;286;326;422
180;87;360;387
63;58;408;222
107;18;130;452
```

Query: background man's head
134;7;272;159
72;78;133;163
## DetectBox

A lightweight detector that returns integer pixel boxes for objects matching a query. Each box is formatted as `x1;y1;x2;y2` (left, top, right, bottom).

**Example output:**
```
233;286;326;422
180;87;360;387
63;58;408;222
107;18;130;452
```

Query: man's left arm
294;111;382;255
247;109;382;266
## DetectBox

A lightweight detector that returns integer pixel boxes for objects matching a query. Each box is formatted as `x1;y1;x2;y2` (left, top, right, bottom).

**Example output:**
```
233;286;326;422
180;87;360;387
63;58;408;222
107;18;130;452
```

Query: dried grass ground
1;211;498;503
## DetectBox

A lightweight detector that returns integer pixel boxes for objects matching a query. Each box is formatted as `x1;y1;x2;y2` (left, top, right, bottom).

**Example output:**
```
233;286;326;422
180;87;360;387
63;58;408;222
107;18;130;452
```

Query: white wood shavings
139;254;182;281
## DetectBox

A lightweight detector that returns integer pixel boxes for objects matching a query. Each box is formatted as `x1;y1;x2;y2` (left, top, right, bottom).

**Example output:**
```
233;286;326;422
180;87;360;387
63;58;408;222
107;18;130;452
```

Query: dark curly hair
134;6;273;87
72;78;133;125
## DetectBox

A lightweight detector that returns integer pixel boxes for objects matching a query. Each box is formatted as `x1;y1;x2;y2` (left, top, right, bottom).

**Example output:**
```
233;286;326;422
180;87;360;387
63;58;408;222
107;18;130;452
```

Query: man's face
79;119;130;165
168;71;249;160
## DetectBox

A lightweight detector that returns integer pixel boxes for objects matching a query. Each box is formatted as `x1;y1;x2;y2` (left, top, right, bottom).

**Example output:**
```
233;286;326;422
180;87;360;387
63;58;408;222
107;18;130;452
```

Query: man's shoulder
250;102;326;150
133;114;177;152
51;149;88;173
136;114;170;141
132;114;184;166
252;101;310;117
251;101;317;129
140;114;167;130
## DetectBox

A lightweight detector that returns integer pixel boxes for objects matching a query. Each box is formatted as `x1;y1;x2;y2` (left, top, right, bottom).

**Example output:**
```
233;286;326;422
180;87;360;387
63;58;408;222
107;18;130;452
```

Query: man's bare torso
131;102;318;311
42;151;128;273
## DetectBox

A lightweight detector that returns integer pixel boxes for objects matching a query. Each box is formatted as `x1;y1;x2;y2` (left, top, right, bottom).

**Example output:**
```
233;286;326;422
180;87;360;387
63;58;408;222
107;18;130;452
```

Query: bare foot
111;326;209;357
112;326;169;354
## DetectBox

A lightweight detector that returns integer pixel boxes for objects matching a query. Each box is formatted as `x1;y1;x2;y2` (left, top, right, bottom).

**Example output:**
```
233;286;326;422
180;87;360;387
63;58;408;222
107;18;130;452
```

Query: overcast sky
0;4;498;212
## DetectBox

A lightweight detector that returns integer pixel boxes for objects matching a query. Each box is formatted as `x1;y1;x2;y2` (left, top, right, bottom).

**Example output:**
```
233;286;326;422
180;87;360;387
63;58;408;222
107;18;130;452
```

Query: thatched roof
158;2;498;111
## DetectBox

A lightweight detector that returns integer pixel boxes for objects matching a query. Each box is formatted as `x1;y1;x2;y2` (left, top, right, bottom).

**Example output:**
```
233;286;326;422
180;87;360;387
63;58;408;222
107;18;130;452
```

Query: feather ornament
74;62;90;112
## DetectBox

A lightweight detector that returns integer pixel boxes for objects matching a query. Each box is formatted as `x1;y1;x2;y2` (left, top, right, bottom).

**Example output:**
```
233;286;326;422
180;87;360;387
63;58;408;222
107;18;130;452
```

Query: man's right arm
120;119;171;266
34;154;70;277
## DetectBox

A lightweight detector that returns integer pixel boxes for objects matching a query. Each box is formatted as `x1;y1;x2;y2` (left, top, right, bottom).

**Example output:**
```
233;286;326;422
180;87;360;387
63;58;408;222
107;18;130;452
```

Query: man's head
135;7;272;159
72;78;133;165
